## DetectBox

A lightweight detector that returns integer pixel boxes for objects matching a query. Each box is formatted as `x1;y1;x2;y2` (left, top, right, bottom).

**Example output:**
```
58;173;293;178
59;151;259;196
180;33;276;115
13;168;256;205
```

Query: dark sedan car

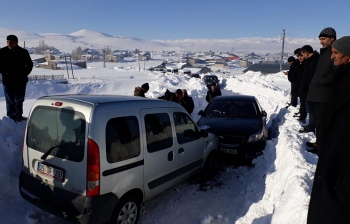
197;95;268;158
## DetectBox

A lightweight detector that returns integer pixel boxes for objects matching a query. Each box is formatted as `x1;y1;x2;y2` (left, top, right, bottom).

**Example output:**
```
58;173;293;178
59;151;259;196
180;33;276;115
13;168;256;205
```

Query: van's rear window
27;106;86;162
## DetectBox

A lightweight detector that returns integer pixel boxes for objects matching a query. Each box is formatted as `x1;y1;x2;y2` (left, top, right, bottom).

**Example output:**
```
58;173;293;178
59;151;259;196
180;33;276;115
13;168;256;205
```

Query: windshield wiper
41;144;65;160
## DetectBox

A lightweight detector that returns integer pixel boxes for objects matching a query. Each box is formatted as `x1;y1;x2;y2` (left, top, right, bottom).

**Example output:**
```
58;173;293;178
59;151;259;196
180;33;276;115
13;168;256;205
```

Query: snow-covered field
0;59;318;224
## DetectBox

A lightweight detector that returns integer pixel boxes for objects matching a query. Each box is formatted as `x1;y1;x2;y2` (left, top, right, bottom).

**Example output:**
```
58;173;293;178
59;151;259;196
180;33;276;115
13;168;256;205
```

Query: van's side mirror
198;110;204;116
200;129;208;138
261;111;267;117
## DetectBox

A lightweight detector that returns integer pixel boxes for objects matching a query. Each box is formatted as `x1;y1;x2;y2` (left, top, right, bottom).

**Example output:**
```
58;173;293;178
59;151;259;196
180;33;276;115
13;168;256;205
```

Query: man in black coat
307;36;350;224
298;45;319;133
206;83;222;103
305;27;337;155
181;89;194;115
0;35;33;123
134;83;149;97
284;55;301;107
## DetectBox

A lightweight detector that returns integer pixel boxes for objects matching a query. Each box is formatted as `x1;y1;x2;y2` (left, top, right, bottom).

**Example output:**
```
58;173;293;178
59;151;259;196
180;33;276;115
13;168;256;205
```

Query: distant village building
239;60;253;67
45;53;60;61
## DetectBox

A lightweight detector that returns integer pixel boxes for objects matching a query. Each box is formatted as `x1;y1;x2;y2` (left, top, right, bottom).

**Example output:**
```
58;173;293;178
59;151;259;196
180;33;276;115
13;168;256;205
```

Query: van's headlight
248;129;264;142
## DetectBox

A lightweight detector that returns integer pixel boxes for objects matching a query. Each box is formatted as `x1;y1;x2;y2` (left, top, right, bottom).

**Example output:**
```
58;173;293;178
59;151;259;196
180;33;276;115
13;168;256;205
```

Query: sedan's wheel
112;197;140;224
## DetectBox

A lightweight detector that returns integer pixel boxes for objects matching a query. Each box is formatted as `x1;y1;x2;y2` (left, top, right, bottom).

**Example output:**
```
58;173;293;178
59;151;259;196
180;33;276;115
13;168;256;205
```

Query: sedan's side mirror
200;129;208;138
261;111;267;117
198;110;204;116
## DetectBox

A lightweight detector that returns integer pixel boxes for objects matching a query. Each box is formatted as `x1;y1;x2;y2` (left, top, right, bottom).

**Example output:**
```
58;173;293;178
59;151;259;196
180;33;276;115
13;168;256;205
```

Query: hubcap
117;202;138;224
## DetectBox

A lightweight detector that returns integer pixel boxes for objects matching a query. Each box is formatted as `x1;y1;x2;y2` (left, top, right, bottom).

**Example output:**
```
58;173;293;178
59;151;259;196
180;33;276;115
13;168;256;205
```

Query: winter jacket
301;51;319;91
158;89;174;101
134;87;146;97
307;46;336;103
0;45;33;87
206;88;222;103
181;96;194;114
307;62;350;224
287;59;301;83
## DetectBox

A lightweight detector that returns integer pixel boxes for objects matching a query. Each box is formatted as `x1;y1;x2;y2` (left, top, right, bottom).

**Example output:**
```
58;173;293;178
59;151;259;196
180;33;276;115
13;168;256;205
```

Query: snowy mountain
0;28;320;53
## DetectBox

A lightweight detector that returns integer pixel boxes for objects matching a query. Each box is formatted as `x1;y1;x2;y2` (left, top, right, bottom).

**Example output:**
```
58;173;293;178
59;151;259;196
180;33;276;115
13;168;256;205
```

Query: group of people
134;81;222;115
134;83;195;115
285;27;350;223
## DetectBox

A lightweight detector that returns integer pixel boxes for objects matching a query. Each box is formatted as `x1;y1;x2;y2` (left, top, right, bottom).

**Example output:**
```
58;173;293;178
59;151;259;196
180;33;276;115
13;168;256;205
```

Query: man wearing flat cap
0;35;33;123
307;36;350;224
305;27;337;155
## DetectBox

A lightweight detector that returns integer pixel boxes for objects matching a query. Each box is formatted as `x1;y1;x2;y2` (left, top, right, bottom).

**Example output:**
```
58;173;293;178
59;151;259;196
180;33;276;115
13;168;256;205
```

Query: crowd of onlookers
284;27;350;223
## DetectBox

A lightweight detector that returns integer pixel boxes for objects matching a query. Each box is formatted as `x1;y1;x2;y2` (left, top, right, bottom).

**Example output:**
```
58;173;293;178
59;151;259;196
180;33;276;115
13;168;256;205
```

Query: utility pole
280;29;286;72
103;49;106;68
138;54;141;71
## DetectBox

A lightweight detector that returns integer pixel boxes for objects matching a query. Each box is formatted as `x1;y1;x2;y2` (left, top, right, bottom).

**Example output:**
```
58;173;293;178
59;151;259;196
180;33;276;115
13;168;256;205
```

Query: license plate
220;147;237;154
37;162;64;182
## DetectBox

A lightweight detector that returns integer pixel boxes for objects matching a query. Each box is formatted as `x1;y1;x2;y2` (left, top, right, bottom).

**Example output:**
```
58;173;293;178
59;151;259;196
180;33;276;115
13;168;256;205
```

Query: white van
19;95;218;224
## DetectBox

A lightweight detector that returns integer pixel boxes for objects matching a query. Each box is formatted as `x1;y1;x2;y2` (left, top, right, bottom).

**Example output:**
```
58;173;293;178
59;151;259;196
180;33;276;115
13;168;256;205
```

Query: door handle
168;151;174;161
178;148;184;154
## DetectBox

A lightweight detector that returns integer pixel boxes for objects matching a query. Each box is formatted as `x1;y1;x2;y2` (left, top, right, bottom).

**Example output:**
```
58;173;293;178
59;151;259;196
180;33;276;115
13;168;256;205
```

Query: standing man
134;83;149;97
181;89;194;115
0;35;33;123
298;45;319;133
284;55;300;108
307;36;350;224
305;27;336;155
206;83;222;103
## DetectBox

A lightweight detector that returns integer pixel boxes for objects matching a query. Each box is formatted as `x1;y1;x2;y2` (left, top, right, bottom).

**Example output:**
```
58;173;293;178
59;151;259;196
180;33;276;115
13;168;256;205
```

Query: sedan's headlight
248;129;264;142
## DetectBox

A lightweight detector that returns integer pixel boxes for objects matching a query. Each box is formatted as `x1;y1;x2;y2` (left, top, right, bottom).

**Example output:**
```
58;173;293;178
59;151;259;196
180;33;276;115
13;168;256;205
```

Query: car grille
218;136;244;147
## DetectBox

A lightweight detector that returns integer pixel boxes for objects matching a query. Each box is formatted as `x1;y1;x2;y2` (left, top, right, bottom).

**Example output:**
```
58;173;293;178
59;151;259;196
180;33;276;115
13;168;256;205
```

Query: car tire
110;196;141;224
201;152;215;177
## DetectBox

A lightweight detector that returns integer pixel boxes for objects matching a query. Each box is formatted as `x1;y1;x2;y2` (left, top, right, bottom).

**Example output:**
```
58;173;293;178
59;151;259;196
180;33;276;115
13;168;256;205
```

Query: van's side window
144;113;173;153
106;116;140;163
173;112;200;144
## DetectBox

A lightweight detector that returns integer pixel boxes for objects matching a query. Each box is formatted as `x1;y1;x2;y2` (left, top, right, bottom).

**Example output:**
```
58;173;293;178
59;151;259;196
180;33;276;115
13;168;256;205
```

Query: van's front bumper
19;171;119;224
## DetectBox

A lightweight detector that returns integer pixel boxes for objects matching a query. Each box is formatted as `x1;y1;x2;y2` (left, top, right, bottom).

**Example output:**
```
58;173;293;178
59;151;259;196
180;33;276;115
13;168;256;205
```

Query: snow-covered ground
0;59;318;224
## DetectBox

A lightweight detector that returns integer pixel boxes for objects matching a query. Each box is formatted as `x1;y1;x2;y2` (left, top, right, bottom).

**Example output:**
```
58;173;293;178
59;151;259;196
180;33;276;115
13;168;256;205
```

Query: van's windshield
27;106;86;162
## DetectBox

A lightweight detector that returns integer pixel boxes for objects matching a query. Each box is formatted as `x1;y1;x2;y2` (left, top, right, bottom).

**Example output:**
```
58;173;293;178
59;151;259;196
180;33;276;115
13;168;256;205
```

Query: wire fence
28;74;65;80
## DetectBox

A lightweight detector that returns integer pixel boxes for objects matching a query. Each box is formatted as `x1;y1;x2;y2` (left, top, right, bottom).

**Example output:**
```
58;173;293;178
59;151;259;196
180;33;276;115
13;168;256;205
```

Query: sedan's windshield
205;100;258;118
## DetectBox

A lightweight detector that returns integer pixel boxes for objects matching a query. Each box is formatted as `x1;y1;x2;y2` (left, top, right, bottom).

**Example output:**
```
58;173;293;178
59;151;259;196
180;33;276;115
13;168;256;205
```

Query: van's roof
40;94;179;106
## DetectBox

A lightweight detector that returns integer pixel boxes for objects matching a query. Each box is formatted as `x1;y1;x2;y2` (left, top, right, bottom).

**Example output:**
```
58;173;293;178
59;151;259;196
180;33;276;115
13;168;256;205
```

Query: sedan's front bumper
219;139;266;158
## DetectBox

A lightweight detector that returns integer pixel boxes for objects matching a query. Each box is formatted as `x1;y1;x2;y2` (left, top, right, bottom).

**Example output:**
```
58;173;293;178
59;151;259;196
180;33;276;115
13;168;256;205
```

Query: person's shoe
306;148;318;155
299;126;314;133
306;142;317;149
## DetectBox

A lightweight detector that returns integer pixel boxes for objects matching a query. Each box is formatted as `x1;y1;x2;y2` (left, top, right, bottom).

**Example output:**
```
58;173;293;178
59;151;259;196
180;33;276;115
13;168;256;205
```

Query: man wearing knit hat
134;82;149;97
304;27;337;155
0;35;33;123
307;36;350;224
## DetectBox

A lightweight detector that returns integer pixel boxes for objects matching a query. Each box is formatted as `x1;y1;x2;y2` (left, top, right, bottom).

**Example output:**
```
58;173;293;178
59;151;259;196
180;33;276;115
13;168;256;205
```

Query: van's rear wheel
111;197;140;224
201;152;215;177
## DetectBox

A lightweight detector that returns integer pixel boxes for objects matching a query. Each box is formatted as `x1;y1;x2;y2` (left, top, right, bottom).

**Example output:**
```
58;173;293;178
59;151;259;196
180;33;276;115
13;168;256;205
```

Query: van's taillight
87;138;100;197
54;102;63;106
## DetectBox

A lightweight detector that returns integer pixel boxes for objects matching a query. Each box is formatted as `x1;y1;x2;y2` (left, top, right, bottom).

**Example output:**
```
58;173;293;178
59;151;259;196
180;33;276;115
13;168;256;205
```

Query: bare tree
103;46;112;55
35;40;50;54
71;46;82;60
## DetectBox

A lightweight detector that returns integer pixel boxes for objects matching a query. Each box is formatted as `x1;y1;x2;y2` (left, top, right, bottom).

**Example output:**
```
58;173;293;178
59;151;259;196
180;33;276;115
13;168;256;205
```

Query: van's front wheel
110;197;140;224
